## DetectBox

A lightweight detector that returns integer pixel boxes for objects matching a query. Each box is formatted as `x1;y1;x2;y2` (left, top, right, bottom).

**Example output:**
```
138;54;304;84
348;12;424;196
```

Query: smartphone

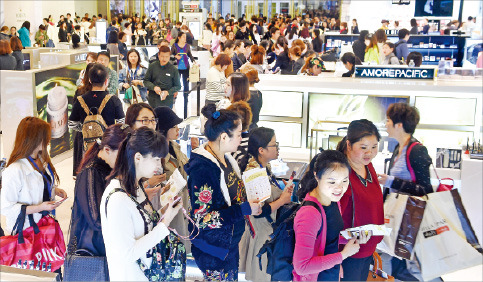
55;197;68;205
286;170;297;188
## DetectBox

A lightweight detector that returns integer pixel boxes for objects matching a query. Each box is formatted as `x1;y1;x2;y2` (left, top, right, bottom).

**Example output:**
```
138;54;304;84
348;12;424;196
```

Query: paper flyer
159;169;187;207
340;224;392;240
242;167;272;202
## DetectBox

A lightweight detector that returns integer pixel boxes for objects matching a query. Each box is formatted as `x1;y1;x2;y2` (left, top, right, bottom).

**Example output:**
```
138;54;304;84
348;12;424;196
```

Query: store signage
354;66;436;80
73;53;87;63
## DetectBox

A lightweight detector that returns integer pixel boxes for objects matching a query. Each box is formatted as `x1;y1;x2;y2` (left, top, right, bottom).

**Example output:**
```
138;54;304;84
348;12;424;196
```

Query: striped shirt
205;66;226;102
386;145;412;192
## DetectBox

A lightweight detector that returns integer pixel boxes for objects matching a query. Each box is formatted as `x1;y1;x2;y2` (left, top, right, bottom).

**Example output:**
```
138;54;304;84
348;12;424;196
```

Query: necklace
206;144;226;166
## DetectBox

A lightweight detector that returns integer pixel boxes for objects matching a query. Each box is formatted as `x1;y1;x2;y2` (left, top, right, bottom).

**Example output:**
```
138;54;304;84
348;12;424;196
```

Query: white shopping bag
413;189;483;281
377;193;426;260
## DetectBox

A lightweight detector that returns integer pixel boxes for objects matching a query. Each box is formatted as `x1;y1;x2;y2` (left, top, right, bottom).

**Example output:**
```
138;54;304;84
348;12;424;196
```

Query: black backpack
257;200;326;281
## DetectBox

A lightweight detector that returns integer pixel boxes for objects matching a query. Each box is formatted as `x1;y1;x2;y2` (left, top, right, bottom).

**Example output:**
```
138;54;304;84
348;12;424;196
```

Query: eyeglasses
136;118;158;125
267;142;280;149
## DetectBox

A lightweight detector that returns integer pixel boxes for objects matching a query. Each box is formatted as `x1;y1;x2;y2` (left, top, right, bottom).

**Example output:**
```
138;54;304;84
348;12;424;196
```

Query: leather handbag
367;252;395;281
64;249;109;281
0;206;66;272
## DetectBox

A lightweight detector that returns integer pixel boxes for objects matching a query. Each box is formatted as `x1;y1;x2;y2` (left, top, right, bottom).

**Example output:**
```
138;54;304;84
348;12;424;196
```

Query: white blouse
1;158;55;234
100;179;170;281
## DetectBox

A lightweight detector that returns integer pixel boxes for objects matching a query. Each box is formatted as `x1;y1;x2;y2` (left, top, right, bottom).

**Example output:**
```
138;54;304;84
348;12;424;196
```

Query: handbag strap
13;205;40;244
372;252;383;271
159;207;200;241
406;141;420;183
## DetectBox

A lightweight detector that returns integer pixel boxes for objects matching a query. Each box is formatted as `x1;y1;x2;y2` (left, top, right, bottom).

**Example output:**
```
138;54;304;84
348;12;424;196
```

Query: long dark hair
201;104;241;141
21;21;30;31
336;119;381;154
75;63;96;99
107;127;169;196
126;49;142;69
247;127;275;158
228;72;250;102
125;103;154;127
78;124;132;173
297;150;350;200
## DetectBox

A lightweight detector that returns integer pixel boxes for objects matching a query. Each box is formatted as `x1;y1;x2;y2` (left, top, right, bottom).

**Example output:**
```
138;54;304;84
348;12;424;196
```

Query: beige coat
152;140;191;253
239;156;283;281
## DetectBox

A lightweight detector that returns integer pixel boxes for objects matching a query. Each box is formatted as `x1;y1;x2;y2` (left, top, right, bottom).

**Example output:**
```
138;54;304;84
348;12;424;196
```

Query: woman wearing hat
154;106;192;253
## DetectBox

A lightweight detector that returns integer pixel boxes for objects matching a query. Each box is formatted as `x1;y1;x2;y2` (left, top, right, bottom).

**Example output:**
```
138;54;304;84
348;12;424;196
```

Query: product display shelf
323;34;468;66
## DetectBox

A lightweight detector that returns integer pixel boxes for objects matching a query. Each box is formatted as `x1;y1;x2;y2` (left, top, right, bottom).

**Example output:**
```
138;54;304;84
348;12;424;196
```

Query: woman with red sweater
337;119;384;281
293;150;362;281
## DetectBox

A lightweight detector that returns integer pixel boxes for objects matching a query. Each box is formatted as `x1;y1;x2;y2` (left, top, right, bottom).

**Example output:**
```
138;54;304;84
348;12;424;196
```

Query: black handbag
63;249;109;281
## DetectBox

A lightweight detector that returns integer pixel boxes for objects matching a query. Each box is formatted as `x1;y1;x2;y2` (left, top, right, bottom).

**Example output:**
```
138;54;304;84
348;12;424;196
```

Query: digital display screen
23;53;31;70
415;0;453;17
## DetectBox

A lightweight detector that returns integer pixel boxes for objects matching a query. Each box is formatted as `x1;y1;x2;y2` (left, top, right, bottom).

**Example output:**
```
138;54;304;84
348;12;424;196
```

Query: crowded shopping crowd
0;8;482;282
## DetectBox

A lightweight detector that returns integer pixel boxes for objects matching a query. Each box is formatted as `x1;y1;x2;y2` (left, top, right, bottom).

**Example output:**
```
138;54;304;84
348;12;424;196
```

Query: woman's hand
357;230;373;244
278;184;293;205
191;137;200;150
341;238;360;259
55;187;67;199
377;173;389;185
147;173;167;188
249;201;262;216
38;201;61;212
161;198;183;226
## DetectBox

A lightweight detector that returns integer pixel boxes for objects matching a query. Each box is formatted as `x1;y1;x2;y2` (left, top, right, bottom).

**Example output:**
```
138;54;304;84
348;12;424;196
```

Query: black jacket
352;40;366;62
58;28;68;42
312;37;323;53
248;89;263;129
68;157;112;256
232;53;243;71
0;54;16;70
273;52;290;73
184;147;251;264
69;90;125;127
11;50;24;70
282;57;304;75
386;138;433;197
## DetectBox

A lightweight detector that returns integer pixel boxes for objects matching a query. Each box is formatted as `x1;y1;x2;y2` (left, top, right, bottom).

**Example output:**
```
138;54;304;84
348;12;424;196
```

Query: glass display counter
255;74;482;158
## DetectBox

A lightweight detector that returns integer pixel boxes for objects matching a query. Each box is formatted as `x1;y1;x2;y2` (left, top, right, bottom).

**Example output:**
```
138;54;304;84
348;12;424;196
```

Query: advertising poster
34;63;85;157
308;93;409;131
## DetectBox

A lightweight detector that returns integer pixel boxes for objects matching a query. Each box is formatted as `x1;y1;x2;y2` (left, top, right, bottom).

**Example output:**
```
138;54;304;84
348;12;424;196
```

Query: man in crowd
96;51;118;95
235;20;250;40
69;63;125;131
144;46;181;109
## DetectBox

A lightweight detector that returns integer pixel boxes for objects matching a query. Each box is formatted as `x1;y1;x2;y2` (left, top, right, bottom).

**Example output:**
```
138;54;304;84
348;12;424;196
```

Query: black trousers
178;68;190;118
341;255;372;281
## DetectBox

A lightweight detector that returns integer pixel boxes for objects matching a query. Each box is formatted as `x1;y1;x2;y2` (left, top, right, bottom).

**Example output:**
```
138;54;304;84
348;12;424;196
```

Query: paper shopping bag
413;189;483;281
377;193;426;260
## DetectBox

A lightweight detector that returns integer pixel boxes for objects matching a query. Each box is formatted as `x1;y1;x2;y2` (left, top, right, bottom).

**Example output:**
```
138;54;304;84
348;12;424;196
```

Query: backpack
76;94;112;150
257;200;326;281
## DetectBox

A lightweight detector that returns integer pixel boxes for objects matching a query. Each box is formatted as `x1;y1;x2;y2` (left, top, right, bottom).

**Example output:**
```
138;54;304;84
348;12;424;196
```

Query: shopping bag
367;252;395;281
0;206;66;272
413;189;483;281
377;193;426;260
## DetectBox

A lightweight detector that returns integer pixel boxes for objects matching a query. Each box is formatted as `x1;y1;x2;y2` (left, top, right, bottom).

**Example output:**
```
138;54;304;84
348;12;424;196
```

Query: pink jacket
292;194;343;281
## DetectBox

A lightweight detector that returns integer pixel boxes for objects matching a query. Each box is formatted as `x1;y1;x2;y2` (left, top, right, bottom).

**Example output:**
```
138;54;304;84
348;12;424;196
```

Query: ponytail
336;136;348;154
297;150;351;201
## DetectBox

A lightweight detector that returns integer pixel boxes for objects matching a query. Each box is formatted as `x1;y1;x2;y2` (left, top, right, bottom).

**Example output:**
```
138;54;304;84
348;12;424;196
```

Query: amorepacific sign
354;66;437;80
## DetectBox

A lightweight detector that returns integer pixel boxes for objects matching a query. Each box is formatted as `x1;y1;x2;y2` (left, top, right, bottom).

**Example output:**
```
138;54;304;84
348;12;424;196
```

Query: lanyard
259;163;282;190
28;156;55;198
129;65;140;81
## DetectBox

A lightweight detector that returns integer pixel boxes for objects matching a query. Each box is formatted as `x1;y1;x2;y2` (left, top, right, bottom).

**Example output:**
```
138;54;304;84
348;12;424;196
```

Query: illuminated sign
354;66;436;80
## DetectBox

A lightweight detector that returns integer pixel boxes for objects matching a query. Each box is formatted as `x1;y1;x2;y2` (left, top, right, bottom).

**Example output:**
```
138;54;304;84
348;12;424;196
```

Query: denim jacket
118;66;148;100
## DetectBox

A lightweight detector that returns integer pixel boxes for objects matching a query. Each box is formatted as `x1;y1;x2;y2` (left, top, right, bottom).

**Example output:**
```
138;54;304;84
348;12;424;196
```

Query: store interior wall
341;0;481;32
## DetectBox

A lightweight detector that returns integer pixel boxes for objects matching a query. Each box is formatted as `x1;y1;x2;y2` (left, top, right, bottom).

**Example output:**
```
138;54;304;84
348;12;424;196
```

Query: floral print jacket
184;144;252;261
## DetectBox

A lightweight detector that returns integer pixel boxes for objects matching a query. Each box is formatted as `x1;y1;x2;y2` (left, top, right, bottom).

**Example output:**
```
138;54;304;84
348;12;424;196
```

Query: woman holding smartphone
100;127;182;281
1;117;67;234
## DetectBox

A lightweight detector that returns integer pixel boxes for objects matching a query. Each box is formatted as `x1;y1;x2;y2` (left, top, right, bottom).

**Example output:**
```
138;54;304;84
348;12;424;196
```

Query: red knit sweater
339;163;384;258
